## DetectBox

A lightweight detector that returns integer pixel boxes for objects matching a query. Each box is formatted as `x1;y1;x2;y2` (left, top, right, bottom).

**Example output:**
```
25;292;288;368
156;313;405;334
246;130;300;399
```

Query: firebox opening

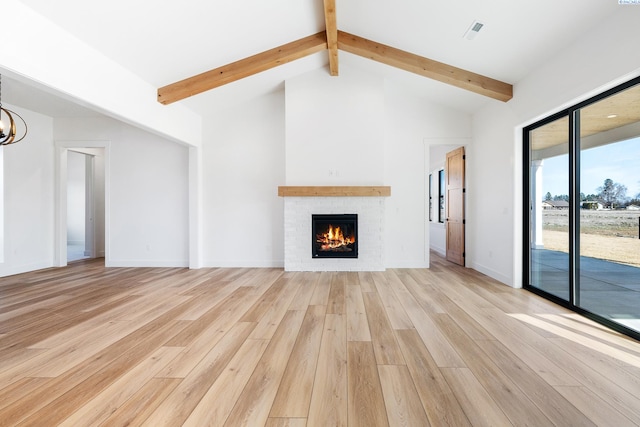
312;214;358;259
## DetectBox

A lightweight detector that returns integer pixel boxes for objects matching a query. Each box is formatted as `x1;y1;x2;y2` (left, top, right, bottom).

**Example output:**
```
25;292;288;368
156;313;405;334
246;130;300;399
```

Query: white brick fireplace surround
279;186;391;272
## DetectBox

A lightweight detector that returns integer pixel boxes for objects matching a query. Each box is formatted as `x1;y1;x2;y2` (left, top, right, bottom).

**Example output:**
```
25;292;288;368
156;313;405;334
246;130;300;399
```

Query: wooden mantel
278;186;391;197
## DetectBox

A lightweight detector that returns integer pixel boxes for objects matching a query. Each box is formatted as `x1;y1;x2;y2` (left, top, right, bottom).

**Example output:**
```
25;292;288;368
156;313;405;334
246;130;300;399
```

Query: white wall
2;0;201;147
470;7;640;288
0;113;188;275
468;102;518;285
55;117;190;267
283;67;470;269
0;106;55;276
285;67;385;185
196;66;470;270
201;91;285;267
384;93;471;268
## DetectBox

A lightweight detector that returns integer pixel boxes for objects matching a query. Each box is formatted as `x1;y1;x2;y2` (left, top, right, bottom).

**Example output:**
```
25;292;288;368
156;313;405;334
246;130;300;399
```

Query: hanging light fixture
0;74;28;146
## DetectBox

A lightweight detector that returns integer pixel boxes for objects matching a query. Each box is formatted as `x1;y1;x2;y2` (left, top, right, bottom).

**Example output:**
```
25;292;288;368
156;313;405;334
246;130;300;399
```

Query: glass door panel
577;84;640;333
529;116;570;301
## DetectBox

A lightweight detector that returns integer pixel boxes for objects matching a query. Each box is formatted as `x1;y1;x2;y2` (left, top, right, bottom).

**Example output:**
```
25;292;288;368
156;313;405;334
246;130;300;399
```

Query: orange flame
317;224;355;250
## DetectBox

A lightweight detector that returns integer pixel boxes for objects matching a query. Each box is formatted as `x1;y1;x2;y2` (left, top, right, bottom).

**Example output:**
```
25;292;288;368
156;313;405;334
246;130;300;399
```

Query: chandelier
0;74;28;146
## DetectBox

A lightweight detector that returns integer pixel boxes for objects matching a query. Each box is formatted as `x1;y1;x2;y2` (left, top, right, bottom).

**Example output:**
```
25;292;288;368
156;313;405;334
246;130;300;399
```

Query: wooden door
446;146;465;265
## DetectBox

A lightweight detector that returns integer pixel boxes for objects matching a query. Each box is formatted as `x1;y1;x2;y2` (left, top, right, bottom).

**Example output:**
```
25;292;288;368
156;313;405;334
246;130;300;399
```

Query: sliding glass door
576;84;640;332
528;114;570;301
525;77;640;340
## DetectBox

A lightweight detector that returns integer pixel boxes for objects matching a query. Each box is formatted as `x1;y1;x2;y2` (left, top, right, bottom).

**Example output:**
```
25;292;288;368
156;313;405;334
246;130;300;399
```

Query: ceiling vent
463;20;484;40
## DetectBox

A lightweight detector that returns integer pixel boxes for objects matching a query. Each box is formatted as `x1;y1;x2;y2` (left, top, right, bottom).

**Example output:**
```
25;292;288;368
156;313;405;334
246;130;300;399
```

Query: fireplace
312;214;358;258
281;193;387;271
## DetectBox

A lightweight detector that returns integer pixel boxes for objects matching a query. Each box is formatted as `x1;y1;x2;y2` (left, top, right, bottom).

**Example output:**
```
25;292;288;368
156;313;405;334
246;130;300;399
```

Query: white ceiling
5;0;623;119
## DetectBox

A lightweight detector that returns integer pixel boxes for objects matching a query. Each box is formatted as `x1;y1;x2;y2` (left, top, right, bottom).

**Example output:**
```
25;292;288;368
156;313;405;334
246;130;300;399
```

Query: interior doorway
428;141;467;264
56;141;109;266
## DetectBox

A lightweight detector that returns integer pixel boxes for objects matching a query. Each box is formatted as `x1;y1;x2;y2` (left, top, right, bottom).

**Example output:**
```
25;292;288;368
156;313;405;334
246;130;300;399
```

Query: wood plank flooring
2;253;640;426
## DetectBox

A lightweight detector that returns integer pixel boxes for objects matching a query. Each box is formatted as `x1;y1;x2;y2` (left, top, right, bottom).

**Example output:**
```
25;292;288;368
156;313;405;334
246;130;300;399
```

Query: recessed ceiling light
607;114;618;119
463;20;484;40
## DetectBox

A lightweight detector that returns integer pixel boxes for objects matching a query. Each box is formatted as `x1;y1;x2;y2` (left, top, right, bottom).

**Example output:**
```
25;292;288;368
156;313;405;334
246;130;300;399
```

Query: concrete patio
531;249;640;332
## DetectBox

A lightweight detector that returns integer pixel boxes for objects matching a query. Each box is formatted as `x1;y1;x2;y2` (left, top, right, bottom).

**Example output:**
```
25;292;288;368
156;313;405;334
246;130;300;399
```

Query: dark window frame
523;75;640;342
438;169;445;223
428;174;433;222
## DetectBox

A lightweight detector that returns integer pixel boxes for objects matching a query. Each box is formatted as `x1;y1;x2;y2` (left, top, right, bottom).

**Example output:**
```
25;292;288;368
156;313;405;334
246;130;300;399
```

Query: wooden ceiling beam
157;32;328;105
157;30;513;105
323;0;339;76
337;31;513;102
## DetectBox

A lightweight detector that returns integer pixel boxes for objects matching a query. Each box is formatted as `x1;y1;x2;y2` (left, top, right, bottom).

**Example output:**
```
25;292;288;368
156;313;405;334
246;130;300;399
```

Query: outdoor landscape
543;209;640;267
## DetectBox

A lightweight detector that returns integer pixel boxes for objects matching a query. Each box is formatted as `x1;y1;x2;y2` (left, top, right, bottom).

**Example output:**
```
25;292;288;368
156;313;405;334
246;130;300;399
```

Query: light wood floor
1;253;640;426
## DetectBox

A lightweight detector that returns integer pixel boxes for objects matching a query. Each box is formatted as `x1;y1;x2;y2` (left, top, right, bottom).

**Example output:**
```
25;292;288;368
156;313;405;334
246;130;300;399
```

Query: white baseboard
385;260;429;268
429;246;446;257
0;261;53;278
106;259;189;268
203;260;285;268
469;261;512;287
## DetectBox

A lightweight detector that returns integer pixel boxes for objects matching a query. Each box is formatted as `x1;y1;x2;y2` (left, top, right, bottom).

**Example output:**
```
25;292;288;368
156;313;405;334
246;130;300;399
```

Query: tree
544;192;552;201
597;178;627;208
628;198;640;207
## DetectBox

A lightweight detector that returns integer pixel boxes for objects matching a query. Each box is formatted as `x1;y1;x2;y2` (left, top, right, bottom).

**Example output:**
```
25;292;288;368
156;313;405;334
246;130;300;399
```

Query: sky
541;137;640;199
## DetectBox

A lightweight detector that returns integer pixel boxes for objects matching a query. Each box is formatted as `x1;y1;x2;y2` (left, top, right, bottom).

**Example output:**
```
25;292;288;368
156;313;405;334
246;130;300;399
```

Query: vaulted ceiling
6;1;624;117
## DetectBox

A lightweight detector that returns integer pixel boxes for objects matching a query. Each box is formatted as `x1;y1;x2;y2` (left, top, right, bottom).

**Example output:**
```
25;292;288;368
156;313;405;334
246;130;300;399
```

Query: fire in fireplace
312;214;358;258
